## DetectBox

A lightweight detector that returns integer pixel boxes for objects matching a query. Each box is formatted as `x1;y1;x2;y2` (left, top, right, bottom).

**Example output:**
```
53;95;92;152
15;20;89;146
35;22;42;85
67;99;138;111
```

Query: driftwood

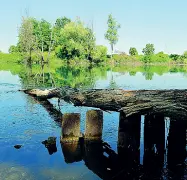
21;88;187;119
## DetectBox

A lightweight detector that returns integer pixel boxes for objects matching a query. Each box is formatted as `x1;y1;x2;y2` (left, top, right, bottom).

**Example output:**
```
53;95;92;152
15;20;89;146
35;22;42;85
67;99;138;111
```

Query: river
0;64;187;179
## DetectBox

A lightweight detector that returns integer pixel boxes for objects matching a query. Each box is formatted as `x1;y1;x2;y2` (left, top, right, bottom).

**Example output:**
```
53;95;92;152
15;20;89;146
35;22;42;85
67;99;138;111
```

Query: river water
0;65;187;179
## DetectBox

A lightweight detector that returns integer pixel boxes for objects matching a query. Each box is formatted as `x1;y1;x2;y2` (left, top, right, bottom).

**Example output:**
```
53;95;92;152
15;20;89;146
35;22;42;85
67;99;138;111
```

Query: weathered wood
85;110;103;140
22;88;187;119
20;88;61;100
61;113;81;142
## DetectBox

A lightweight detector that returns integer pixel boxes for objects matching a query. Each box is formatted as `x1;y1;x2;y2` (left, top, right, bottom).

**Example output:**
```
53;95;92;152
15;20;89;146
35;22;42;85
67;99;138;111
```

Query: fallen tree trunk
21;88;187;119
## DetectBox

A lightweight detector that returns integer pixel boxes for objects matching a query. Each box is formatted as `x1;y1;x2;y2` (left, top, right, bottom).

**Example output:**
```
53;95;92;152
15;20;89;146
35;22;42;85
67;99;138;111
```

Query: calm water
0;64;187;179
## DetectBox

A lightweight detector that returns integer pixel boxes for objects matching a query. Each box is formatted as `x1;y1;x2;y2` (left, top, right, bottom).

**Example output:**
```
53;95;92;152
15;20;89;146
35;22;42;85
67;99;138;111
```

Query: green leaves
129;47;138;56
13;16;108;63
33;19;52;51
142;44;155;56
18;17;36;54
105;14;120;53
8;45;20;54
55;20;98;61
92;45;107;62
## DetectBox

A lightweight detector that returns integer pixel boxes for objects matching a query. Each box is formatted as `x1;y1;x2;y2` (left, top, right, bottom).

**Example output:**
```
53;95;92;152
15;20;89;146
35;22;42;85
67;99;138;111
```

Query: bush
141;55;153;63
129;47;138;56
169;54;180;61
92;45;107;62
152;52;170;62
141;52;170;63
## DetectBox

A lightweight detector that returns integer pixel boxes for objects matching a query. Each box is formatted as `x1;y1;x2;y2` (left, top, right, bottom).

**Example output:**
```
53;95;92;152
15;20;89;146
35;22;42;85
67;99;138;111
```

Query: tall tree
18;17;36;63
33;19;52;52
105;14;120;56
142;43;155;55
32;19;54;64
85;27;96;61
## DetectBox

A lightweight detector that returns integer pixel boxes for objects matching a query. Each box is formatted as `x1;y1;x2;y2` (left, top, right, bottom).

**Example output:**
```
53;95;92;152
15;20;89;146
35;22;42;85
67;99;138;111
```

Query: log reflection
59;111;187;179
61;140;83;163
143;115;165;179
118;112;141;166
60;113;187;179
167;119;187;179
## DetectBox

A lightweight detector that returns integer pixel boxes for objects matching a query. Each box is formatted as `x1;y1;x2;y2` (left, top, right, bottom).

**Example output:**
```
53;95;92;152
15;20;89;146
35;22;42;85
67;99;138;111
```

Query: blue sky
1;0;187;54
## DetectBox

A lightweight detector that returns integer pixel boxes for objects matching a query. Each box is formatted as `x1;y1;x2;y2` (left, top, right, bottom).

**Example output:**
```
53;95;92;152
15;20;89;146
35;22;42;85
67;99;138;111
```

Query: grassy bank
2;52;187;67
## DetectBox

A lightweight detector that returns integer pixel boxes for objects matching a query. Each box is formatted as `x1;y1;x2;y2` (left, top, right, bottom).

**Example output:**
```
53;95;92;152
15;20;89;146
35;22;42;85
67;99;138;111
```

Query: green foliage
9;45;20;54
56;20;89;59
13;15;187;65
168;53;187;64
169;54;180;61
153;52;170;62
53;17;71;47
55;19;102;61
0;52;22;63
18;17;36;56
92;45;107;62
141;52;170;63
84;28;96;61
129;47;138;56
55;17;71;30
105;14;120;53
142;44;155;56
142;66;154;80
113;53;138;62
183;51;187;58
141;55;153;63
32;19;52;51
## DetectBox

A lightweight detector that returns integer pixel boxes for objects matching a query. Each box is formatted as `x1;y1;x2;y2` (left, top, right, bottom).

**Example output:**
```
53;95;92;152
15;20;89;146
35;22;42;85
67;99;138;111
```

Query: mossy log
22;88;187;119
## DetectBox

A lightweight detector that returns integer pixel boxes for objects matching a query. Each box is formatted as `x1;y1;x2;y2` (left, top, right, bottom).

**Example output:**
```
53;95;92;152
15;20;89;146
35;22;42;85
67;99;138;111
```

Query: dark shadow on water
60;113;187;180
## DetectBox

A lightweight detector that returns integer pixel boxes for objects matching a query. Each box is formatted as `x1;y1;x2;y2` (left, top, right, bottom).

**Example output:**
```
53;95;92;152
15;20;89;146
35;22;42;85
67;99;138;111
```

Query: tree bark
21;88;187;119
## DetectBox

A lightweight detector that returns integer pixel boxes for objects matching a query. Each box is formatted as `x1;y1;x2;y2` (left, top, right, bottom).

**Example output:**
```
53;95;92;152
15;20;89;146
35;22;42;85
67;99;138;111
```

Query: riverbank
2;52;187;66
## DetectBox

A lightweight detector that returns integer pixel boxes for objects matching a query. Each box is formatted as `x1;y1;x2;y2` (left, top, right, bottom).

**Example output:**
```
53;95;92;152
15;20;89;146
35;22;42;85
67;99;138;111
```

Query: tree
92;45;107;62
182;51;187;58
54;17;71;46
169;54;180;61
55;19;96;60
105;14;120;56
18;17;36;62
85;28;96;61
129;47;138;56
55;17;71;30
33;19;52;52
9;45;19;54
142;43;155;55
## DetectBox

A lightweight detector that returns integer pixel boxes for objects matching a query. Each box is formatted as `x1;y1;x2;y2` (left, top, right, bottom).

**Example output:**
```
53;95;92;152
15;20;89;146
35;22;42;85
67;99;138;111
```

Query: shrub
129;47;138;56
92;45;107;62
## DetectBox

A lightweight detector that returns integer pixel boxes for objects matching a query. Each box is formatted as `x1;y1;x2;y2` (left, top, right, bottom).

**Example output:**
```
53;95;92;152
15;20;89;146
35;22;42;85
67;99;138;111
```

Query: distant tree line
9;16;111;64
127;43;187;64
7;14;187;65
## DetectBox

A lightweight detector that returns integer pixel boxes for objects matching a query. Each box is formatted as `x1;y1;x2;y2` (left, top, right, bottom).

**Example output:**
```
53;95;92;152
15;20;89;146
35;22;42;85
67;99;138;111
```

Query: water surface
0;64;187;179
